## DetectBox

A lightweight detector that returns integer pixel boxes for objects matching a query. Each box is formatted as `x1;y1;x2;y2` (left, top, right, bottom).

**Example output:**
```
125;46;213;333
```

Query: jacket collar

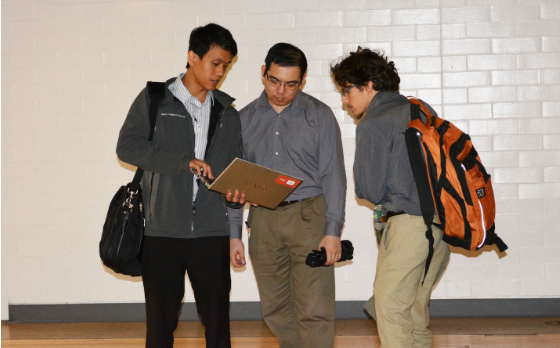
366;90;399;113
164;76;235;109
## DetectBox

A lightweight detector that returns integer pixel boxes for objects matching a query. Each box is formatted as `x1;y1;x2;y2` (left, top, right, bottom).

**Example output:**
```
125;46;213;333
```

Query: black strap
386;211;405;219
493;236;508;253
130;81;166;191
484;224;508;252
405;103;436;285
424;225;435;285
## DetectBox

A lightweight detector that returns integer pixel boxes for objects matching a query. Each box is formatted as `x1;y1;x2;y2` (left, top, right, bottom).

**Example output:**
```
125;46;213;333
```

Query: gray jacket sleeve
116;88;194;176
354;119;390;204
319;106;347;237
228;105;250;239
227;125;244;239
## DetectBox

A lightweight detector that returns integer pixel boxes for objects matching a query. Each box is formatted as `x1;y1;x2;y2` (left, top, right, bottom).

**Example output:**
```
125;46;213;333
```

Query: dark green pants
248;195;335;348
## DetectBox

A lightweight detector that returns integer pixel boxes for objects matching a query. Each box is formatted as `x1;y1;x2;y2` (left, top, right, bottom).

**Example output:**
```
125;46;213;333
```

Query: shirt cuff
230;223;242;239
225;201;244;209
324;220;343;238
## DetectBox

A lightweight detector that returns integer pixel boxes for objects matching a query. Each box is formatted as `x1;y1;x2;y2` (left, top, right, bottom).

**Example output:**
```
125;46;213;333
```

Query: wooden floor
2;318;560;347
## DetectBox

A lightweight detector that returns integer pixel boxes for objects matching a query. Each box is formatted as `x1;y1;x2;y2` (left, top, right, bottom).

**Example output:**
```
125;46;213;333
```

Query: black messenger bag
100;81;165;276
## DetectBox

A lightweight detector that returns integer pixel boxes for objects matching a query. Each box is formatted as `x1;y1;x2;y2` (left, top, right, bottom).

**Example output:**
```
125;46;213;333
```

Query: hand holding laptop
207;158;303;209
225;189;259;206
190;164;254;205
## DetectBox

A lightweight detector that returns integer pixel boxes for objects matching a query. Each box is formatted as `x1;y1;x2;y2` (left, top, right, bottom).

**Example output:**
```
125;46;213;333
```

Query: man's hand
189;159;214;179
225;189;258;207
230;238;246;268
226;189;246;204
318;236;341;266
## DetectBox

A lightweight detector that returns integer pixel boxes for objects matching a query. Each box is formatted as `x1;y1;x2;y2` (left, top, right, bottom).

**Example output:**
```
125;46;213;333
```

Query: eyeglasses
341;84;357;97
265;74;301;91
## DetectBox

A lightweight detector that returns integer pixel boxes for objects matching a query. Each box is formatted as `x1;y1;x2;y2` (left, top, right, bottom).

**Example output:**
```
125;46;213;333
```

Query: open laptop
207;158;303;209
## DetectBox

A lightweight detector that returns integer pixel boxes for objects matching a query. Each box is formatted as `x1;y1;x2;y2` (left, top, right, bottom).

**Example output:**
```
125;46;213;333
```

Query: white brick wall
2;0;559;320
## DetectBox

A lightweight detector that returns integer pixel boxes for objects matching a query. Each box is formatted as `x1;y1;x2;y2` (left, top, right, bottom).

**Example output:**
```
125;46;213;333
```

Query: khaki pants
248;195;335;348
364;214;450;348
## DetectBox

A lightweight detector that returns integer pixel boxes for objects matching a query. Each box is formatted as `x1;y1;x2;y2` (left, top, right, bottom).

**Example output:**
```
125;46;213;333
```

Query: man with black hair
228;43;346;348
117;23;240;348
331;47;450;348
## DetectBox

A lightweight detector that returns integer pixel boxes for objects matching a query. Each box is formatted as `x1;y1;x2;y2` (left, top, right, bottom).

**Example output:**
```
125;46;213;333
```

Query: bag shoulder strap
146;81;166;141
131;81;166;188
405;98;437;285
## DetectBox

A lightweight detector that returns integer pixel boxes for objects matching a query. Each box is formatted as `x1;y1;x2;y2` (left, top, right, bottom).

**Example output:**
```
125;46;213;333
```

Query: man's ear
301;73;307;85
261;65;266;78
365;80;375;92
188;51;198;67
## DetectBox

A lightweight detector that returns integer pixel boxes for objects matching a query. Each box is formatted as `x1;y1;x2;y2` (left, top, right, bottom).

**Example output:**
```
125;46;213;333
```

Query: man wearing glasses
331;47;450;348
228;43;346;348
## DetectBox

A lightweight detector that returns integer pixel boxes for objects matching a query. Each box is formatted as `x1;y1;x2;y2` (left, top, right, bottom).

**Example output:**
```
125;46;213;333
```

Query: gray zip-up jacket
116;77;242;239
354;91;436;216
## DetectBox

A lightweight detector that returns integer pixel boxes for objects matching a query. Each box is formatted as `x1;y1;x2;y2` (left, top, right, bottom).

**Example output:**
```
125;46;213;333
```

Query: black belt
379;211;405;223
277;199;302;207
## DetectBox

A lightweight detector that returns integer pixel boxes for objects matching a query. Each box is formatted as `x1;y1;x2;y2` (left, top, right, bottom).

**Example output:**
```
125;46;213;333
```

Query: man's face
261;63;304;109
189;46;233;91
341;82;374;119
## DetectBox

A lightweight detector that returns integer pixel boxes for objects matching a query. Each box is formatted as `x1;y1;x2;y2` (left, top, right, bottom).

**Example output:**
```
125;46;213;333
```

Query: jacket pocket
194;188;229;233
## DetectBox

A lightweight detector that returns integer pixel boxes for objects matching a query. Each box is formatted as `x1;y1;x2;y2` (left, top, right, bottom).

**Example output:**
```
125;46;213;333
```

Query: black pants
141;235;231;348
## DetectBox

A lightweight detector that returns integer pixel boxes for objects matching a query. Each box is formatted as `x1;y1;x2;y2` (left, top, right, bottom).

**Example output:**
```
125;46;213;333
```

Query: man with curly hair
331;47;450;348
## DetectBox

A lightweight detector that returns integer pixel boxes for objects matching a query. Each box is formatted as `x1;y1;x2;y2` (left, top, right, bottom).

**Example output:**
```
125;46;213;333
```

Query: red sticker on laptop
274;175;301;188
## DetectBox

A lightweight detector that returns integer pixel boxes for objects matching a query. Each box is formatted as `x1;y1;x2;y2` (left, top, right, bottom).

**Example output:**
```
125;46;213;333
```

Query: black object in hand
305;240;354;268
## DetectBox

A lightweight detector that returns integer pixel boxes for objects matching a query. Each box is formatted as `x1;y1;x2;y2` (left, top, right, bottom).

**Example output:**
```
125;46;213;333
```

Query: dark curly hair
330;47;400;92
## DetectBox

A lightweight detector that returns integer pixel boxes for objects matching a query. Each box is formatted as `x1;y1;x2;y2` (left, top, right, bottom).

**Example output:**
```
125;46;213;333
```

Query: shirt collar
255;89;307;112
173;73;214;107
292;90;307;110
255;90;270;109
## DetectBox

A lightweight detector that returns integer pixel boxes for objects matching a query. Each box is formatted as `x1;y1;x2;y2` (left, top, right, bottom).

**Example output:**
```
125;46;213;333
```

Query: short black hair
186;23;237;69
330;47;400;92
264;43;307;80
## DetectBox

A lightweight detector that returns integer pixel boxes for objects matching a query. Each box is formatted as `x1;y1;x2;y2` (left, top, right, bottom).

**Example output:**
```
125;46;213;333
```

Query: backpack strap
410;98;436;126
485;224;508;252
405;99;437;285
130;81;166;191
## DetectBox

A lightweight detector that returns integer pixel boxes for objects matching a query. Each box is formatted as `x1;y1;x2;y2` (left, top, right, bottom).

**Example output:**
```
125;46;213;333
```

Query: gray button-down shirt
354;91;436;216
229;90;346;238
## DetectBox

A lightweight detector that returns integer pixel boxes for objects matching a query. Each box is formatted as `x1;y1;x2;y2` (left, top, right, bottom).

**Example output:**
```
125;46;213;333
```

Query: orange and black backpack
405;98;508;279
